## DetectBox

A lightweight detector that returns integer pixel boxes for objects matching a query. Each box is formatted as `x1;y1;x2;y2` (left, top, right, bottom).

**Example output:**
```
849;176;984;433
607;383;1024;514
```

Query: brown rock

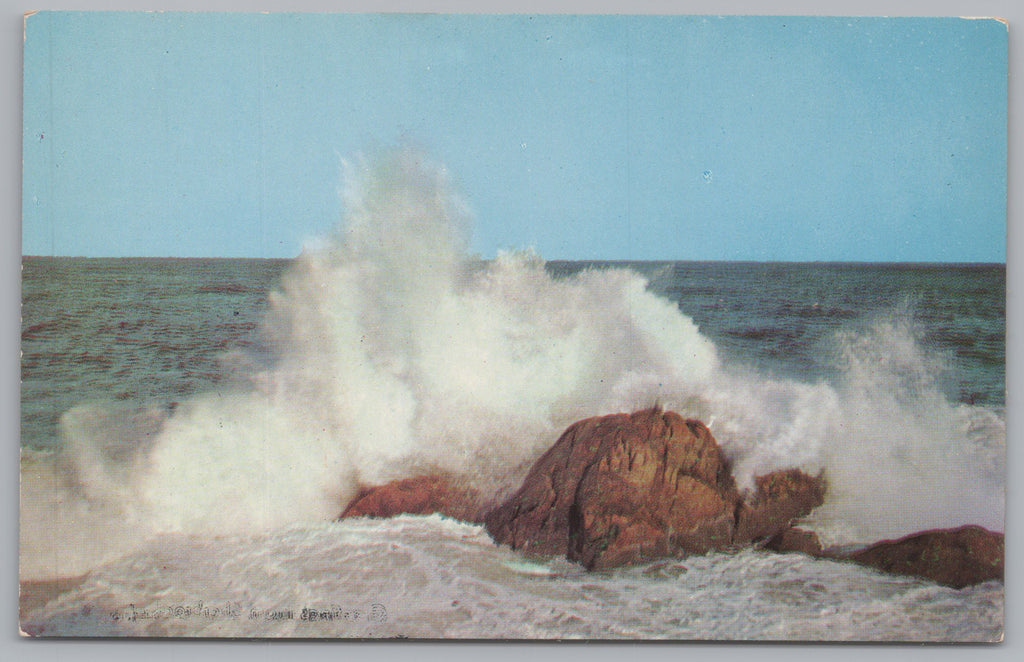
342;410;830;570
340;476;486;523
734;468;826;545
843;525;1004;589
764;527;823;556
486;407;825;569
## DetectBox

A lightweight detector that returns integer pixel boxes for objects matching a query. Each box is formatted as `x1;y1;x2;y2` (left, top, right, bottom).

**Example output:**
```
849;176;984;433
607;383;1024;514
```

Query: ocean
19;160;1005;640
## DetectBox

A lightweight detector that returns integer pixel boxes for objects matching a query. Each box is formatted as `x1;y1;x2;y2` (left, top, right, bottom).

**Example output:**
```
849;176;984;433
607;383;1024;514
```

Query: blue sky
22;12;1007;261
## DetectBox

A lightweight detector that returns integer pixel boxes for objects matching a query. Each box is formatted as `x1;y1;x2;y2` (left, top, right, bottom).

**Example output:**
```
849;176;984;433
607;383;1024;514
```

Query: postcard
20;12;1006;640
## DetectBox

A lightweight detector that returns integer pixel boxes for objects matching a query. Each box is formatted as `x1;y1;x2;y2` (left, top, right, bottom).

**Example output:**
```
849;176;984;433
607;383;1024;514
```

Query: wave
194;283;259;294
19;148;1004;579
777;301;859;320
724;326;803;342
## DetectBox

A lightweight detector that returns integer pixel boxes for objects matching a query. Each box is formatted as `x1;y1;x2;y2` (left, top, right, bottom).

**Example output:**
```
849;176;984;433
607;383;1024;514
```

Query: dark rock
484;407;825;569
842;525;1004;589
764;527;823;556
340;476;486;523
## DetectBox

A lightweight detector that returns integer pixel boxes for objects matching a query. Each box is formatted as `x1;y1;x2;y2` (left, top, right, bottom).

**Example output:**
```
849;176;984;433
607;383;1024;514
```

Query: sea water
19;152;1005;639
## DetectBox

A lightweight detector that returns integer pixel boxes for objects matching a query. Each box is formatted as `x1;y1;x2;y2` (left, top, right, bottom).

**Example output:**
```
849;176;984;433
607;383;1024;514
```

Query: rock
339;476;486;523
734;468;826;545
842;525;1004;589
484;407;825;569
764;527;823;556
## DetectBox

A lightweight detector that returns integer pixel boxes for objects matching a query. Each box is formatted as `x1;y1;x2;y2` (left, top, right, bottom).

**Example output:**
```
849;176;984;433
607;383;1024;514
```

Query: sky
22;12;1007;261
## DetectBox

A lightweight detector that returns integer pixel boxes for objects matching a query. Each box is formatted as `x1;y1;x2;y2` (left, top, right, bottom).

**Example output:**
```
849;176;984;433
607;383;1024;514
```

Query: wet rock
734;468;826;545
339;475;486;523
842;525;1004;589
484;407;825;569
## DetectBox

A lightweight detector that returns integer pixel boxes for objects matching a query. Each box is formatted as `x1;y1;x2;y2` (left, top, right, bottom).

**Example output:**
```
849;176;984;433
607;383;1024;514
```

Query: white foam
22;517;1003;640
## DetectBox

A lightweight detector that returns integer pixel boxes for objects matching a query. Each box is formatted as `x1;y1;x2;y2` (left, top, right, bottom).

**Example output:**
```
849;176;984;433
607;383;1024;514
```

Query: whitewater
19;150;1005;639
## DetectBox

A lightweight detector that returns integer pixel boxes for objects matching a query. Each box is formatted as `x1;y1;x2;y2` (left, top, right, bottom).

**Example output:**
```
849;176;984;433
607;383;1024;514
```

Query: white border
3;2;1019;660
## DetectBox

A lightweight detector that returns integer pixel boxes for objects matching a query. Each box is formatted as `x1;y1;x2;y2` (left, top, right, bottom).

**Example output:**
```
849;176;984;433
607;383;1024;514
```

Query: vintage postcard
20;12;1006;640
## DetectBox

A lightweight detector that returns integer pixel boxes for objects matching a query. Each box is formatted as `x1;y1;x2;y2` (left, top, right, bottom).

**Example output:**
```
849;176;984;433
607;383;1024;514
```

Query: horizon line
20;254;1008;267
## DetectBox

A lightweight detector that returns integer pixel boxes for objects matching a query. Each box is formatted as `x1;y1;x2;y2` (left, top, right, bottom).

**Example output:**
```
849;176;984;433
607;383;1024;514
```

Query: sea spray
21;150;720;576
803;310;1005;543
20;149;1004;581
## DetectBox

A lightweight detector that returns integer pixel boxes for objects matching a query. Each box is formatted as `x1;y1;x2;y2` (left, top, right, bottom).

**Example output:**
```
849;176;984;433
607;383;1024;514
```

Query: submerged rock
840;525;1004;589
484;407;825;569
339;476;486;523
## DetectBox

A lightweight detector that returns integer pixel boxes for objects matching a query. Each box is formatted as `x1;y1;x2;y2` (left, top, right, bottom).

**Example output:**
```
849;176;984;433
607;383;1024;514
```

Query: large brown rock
484;407;825;569
842;525;1004;589
340;476;486;523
